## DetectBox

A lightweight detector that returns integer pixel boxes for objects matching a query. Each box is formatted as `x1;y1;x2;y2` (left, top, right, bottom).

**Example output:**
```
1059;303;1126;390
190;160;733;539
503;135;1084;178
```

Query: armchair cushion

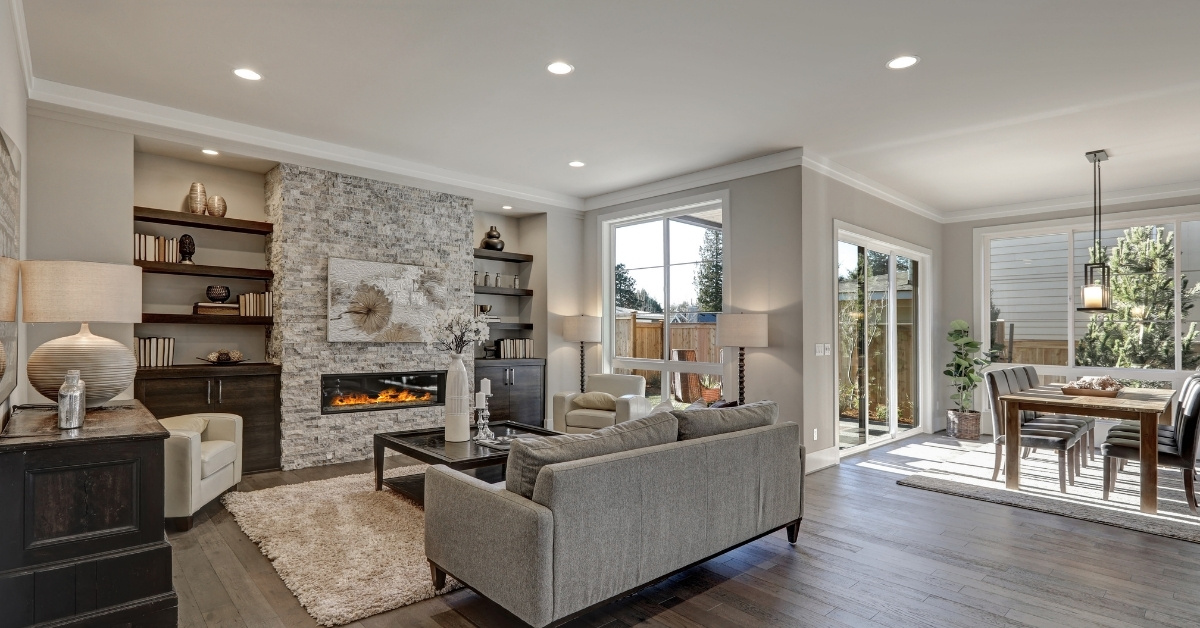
200;440;237;478
573;391;617;411
506;412;679;499
671;400;778;441
160;414;209;434
565;408;619;430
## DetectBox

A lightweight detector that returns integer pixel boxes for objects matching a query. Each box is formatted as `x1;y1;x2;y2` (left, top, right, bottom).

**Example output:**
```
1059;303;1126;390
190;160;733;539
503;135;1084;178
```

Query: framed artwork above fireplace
326;257;449;343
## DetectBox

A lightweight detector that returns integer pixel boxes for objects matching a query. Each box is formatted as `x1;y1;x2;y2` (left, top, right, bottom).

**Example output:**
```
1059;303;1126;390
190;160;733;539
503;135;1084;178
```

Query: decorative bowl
1061;386;1120;398
206;285;231;303
197;357;248;365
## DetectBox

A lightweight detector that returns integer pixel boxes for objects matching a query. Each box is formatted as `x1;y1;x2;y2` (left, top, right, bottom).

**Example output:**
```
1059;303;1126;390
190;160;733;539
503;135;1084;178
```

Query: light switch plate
824;343;832;356
815;343;824;356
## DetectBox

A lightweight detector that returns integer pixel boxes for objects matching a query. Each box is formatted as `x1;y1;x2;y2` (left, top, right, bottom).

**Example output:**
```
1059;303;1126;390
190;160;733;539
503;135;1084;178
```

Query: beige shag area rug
898;444;1200;543
222;465;459;626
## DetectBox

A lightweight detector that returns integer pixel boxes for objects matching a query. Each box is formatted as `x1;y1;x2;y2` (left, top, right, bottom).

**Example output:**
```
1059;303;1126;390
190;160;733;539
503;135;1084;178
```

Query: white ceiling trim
583;148;806;211
26;78;585;211
941;179;1200;223
799;154;943;223
8;0;31;95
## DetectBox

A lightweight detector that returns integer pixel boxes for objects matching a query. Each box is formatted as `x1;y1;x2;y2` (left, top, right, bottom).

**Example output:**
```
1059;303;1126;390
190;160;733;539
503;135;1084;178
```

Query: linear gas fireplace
320;371;446;414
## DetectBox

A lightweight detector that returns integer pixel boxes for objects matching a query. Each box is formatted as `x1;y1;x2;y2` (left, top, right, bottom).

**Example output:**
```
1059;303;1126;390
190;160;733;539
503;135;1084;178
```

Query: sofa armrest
552;392;581;432
614;395;652;424
201;413;244;483
162;430;202;518
424;465;554;627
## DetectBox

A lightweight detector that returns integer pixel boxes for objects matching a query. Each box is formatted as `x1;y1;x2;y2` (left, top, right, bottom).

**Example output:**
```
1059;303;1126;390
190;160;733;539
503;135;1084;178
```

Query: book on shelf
237;291;273;317
137;337;175;368
134;234;179;263
193;302;240;316
493;338;534;359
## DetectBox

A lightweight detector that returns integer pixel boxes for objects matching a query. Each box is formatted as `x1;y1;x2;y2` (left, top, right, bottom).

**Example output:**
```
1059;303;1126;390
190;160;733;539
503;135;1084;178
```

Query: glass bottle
58;369;86;429
484;272;492;287
513;275;520;290
474;270;480;286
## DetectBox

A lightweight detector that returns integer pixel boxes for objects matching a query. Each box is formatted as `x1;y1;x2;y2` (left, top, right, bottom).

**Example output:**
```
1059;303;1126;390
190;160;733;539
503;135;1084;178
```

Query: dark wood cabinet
475;359;545;427
135;364;282;473
0;401;177;627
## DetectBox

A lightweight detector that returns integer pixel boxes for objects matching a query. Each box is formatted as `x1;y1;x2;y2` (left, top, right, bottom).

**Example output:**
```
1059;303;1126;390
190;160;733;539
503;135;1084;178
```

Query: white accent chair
159;413;243;530
552;374;653;434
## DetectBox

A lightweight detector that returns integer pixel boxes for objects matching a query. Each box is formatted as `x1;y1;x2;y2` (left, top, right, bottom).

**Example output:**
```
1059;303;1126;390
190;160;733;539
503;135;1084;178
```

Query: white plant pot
444;353;471;442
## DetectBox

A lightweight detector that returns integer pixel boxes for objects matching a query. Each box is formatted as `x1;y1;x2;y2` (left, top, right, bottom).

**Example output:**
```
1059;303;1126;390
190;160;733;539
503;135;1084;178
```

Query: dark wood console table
0;401;177;626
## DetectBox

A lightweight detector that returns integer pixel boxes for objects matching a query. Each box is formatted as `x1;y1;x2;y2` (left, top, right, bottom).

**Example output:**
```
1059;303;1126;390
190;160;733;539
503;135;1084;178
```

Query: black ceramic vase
481;226;504;251
179;233;196;264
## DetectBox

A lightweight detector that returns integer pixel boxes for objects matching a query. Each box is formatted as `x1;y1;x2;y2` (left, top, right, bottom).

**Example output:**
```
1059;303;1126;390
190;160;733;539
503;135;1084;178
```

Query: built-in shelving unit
141;313;274;326
474;285;534;297
473;248;534;263
472;247;537;359
135;260;274;281
134;206;273;235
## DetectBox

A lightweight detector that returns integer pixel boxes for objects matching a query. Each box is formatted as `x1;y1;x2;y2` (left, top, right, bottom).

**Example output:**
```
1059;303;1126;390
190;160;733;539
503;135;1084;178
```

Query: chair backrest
1173;375;1200;431
985;369;1010;437
1173;383;1200;468
586;373;646;397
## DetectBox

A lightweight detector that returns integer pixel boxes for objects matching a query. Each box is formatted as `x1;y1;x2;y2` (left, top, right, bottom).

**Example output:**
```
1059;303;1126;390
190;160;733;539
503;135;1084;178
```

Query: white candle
480;378;491;395
475;391;487;408
1082;285;1104;309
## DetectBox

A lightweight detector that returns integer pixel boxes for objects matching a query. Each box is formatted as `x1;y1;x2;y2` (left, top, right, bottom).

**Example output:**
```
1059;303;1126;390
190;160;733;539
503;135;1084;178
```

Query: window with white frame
983;212;1200;381
605;196;727;408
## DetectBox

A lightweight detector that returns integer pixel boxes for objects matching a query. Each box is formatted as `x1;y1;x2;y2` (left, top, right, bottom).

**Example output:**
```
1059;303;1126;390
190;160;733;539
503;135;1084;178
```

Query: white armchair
159;413;243;530
553;374;653;434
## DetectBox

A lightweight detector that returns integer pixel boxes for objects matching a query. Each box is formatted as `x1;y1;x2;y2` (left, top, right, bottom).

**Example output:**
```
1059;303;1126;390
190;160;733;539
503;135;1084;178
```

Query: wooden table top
998;385;1175;414
0;400;168;452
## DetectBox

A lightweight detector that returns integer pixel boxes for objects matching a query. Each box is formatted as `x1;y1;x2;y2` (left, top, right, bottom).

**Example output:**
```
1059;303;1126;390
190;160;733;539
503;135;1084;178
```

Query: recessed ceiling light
502;205;513;210
202;149;220;155
234;68;262;80
547;62;574;75
886;55;920;70
568;161;585;168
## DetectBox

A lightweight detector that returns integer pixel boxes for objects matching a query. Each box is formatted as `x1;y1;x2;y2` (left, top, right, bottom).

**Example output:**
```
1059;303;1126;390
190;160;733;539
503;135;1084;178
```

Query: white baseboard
806;446;839;474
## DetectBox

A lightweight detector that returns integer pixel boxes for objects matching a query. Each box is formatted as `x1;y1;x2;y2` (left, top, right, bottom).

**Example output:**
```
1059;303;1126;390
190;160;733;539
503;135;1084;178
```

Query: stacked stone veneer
266;163;473;469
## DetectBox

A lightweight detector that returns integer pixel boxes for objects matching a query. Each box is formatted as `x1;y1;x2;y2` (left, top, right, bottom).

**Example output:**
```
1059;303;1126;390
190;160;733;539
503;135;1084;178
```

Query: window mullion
1176;218;1183;372
1067;227;1076;368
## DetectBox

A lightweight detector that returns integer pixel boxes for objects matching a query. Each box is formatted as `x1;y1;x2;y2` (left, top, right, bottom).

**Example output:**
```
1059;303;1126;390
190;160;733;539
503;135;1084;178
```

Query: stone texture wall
266;163;473;469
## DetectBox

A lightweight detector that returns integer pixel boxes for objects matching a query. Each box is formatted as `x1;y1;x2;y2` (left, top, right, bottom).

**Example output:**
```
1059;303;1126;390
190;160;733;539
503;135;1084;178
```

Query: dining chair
1107;375;1199;445
1017;365;1097;463
986;368;1085;492
1101;383;1200;513
1000;368;1091;475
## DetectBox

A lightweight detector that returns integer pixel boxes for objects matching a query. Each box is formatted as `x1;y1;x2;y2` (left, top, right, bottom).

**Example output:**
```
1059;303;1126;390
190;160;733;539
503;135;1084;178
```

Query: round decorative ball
206;285;231;303
206;195;227;217
27;325;137;407
187;182;207;214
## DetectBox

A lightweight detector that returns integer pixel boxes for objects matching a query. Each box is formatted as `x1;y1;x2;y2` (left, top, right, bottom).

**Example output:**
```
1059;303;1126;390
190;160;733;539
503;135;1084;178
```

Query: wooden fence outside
614;315;720;402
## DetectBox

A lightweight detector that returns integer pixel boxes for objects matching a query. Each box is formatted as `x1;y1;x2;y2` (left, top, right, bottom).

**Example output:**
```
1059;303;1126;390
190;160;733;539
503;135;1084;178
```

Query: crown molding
9;0;31;95
583;148;807;210
26;78;585;211
800;154;943;223
941;179;1200;223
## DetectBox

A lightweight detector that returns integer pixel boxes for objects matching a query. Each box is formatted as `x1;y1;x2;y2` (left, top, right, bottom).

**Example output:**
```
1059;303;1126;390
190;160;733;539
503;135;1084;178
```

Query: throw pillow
685;399;708;411
670;400;778;441
709;399;740;409
159;414;209;434
506;412;678;499
573;391;617;411
649;399;676;415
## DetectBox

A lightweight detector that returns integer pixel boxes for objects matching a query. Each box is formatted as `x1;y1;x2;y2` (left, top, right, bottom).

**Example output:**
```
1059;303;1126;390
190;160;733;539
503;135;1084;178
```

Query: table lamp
716;313;768;404
22;260;142;407
563;315;601;393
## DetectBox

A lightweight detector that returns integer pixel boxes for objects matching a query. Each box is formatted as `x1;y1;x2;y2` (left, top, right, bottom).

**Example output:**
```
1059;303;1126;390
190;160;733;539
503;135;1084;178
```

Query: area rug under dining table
222;465;460;626
898;442;1200;543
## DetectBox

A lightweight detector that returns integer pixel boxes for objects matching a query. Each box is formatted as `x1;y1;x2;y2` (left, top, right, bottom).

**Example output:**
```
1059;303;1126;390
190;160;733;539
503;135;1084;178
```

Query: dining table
998;385;1176;514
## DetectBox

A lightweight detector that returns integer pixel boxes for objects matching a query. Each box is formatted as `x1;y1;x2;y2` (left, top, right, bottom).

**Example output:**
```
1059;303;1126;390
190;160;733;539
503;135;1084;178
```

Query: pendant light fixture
1078;149;1112;312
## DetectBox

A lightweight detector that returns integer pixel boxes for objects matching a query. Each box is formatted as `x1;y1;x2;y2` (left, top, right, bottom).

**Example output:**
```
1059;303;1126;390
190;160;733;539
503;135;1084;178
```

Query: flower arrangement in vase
429;310;490;442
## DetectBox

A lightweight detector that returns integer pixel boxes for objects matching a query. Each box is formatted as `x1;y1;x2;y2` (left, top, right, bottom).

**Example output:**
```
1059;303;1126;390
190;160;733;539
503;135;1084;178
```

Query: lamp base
27;323;137;407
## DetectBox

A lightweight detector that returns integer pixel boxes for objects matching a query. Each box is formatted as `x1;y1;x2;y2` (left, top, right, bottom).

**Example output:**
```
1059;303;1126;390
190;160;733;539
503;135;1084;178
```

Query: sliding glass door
837;238;923;451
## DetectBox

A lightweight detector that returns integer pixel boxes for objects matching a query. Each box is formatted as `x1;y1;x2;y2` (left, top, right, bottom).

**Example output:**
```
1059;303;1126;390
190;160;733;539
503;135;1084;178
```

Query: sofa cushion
573;391;617;411
159;414;209;434
565;408;617;429
199;440;236;478
506;412;678;498
670;400;778;440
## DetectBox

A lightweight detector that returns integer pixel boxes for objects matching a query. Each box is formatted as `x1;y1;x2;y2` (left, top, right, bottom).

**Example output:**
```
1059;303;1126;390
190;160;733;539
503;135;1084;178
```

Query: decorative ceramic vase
444;353;471;442
206;285;231;303
206;195;227;218
187;182;207;214
481;226;504;251
179;234;196;264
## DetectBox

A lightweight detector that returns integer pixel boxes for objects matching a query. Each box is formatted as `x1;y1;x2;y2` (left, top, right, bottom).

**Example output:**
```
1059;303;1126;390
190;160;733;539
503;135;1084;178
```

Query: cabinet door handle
218;379;223;404
207;380;212;405
511;368;517;386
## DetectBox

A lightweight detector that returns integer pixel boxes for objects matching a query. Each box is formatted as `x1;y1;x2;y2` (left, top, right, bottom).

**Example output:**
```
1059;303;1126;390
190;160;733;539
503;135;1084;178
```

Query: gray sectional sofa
423;401;805;627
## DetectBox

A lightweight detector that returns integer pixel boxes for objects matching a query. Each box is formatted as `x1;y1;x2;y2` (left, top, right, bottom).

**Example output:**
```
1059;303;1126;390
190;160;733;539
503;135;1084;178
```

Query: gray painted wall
0;8;25;416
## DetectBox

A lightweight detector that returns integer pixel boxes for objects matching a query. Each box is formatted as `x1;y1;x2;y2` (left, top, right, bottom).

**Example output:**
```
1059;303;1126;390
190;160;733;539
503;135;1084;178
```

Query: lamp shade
717;313;768;348
21;260;142;323
563;315;602;343
0;256;17;322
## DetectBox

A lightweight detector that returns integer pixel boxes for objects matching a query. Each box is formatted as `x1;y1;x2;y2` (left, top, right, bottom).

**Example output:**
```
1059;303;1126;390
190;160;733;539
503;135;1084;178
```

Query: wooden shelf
474;286;533;297
136;363;281;378
488;322;534;330
140;313;273;325
473;248;533;263
136;260;273;281
134;206;274;235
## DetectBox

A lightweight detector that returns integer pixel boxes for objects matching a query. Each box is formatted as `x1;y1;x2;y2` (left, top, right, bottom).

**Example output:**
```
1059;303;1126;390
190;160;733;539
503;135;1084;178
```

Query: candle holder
474;396;495;441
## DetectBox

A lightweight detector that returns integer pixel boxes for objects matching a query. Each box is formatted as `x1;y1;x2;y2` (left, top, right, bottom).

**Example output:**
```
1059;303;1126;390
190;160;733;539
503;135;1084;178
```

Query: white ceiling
19;1;1200;218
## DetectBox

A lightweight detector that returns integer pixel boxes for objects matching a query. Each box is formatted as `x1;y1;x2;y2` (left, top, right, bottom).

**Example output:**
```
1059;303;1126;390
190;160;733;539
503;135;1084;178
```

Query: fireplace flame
329;387;434;407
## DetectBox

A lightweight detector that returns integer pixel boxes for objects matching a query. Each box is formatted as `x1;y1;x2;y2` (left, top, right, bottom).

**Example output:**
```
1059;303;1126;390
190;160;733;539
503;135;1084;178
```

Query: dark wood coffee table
373;421;559;505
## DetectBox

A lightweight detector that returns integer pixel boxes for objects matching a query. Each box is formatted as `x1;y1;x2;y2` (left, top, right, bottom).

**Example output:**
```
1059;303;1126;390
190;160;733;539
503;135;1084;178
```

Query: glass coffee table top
376;421;558;465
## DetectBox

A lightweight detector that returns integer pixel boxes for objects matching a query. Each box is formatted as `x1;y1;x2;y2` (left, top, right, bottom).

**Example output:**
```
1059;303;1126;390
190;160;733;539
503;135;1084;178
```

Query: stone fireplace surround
266;163;473;469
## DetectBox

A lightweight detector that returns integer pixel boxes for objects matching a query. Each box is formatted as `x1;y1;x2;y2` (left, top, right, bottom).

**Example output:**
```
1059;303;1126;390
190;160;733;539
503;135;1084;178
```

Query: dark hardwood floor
171;434;1200;627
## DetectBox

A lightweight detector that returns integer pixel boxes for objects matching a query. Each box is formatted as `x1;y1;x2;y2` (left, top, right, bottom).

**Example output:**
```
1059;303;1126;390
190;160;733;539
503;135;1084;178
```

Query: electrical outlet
824;343;832;356
813;428;818;440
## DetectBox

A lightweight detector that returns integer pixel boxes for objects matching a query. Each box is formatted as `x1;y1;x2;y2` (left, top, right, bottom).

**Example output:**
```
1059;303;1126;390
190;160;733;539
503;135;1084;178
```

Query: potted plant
944;319;990;440
698;374;722;403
